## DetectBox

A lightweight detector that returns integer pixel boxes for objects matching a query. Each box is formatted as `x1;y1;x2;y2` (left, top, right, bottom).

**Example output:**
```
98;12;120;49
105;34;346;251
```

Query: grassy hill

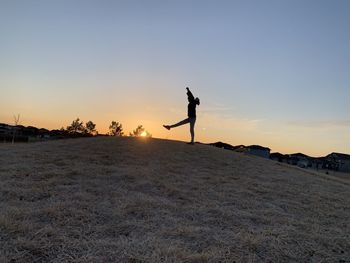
0;137;349;262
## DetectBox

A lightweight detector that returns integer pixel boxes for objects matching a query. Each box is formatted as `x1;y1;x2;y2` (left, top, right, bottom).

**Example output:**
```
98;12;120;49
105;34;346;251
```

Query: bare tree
109;121;123;136
12;114;20;144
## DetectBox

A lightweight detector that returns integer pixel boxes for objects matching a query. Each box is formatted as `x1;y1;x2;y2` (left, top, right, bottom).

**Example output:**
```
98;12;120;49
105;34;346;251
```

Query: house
23;126;39;137
270;152;288;162
310;158;323;170
209;142;270;158
38;128;50;138
286;153;311;168
209;142;248;153
0;123;11;142
0;123;10;135
209;141;236;151
233;145;247;153
246;145;271;158
326;153;350;172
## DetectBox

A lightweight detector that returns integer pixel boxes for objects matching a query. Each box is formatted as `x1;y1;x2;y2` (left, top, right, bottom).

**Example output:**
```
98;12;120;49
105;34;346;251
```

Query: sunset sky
1;0;350;156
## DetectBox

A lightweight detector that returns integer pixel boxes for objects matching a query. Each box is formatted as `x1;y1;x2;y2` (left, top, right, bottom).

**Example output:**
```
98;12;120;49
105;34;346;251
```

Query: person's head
195;97;200;105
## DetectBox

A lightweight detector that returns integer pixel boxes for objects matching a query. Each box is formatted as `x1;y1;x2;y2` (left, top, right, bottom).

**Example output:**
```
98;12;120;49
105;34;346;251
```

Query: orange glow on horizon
0;113;349;157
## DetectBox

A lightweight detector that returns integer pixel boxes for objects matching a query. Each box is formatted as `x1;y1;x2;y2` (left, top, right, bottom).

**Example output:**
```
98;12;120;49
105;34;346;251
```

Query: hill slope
0;137;349;262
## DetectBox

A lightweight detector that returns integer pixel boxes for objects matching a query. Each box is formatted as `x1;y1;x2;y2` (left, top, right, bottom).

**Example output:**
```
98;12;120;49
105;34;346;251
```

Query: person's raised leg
164;118;190;130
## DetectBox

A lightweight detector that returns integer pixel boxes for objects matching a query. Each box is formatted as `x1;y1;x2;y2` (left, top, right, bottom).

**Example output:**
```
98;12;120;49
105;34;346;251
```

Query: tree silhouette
130;125;152;137
85;121;97;135
130;125;144;137
146;131;152;137
66;118;85;134
109;121;123;136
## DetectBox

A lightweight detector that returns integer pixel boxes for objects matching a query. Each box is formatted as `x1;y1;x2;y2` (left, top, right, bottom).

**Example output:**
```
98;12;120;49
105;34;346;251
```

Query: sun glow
140;131;147;137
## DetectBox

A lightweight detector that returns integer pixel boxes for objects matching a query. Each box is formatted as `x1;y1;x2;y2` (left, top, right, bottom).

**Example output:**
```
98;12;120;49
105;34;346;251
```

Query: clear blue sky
1;0;349;155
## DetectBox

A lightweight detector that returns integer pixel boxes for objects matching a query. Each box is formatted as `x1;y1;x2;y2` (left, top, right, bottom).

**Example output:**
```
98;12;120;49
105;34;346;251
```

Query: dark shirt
187;90;197;118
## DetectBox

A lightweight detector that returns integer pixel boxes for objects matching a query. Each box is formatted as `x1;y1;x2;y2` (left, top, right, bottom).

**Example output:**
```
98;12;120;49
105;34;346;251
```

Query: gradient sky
1;0;350;156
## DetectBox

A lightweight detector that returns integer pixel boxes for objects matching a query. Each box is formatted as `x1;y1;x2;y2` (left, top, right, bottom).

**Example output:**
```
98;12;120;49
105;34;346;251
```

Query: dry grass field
0;137;349;262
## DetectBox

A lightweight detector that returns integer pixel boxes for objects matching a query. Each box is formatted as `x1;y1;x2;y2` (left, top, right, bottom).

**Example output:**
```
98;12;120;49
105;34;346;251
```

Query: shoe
163;125;170;130
186;142;195;145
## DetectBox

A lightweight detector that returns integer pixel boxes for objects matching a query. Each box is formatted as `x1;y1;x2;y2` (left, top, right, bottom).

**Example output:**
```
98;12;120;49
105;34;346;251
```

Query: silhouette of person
163;87;200;144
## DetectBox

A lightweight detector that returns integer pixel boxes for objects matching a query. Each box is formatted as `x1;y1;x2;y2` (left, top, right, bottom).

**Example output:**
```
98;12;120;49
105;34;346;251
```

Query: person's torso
188;102;196;117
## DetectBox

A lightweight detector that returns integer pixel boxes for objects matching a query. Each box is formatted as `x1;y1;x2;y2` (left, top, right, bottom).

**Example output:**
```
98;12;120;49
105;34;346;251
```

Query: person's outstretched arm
186;87;195;102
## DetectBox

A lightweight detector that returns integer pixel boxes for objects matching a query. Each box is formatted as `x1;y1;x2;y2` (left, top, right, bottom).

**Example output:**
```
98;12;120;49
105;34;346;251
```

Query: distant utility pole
12;114;20;144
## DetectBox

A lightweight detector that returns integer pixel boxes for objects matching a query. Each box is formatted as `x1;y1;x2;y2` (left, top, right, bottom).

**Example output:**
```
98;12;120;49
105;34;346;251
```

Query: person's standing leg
189;117;196;143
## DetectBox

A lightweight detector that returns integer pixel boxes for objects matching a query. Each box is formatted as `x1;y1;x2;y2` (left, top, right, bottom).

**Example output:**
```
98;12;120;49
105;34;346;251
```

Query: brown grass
0;137;349;262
